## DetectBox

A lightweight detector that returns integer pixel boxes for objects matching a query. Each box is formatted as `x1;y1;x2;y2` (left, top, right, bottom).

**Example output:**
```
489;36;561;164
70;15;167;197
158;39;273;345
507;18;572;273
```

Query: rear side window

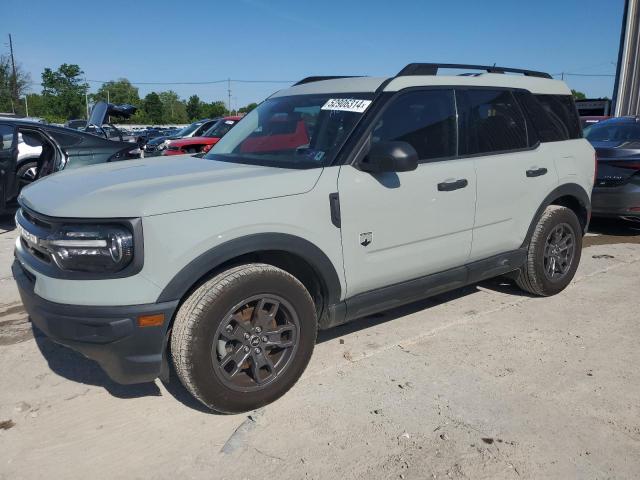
456;89;528;155
533;94;581;140
513;90;561;143
371;89;457;161
50;130;83;146
0;124;15;151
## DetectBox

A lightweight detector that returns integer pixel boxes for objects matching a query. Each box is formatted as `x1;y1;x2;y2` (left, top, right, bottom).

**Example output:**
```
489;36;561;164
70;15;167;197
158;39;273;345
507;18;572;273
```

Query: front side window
370;89;456;161
206;93;373;169
457;89;528;155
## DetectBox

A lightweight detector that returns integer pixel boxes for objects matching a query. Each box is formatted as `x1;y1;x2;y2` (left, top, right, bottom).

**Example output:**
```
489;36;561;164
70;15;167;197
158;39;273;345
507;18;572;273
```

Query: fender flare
156;233;343;305
521;183;591;248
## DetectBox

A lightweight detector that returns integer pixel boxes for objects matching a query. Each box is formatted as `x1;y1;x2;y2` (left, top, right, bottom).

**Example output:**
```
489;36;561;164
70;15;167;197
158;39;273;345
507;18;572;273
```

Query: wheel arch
521;183;591;248
156;233;343;320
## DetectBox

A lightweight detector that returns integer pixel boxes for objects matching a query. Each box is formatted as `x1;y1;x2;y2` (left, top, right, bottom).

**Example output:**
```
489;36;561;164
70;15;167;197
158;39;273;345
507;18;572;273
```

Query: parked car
12;63;594;413
581;116;610;129
0;120;141;214
144;119;219;156
585;116;640;221
84;101;138;143
163;116;241;155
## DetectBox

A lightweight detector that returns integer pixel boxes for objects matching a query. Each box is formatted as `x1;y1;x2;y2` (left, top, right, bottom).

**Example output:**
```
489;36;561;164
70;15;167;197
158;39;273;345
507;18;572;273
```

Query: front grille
17;208;54;264
22;208;52;230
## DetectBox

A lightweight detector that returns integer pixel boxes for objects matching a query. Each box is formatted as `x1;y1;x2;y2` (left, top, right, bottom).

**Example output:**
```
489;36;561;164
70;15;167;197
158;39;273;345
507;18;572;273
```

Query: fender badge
359;232;372;247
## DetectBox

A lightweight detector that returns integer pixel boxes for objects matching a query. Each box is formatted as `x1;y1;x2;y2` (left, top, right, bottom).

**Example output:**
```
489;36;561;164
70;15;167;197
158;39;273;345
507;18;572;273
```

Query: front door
0;123;18;211
338;89;477;297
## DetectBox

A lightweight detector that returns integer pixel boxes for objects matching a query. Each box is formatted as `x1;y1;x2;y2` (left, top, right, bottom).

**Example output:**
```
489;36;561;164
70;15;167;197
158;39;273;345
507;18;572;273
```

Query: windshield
176;122;205;137
203;119;236;138
585;122;640;142
205;93;374;169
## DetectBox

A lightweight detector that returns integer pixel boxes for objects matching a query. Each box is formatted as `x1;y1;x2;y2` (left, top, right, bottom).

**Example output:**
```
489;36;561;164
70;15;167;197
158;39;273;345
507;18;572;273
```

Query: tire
516;205;582;296
170;263;317;413
16;161;38;191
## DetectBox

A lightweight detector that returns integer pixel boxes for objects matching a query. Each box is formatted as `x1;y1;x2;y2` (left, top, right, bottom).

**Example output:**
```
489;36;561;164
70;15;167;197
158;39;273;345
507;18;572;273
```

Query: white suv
13;63;595;413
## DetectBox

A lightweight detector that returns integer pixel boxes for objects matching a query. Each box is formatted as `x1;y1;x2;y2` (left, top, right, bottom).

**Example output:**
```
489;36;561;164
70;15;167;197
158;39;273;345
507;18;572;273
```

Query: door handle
437;178;468;191
526;167;547;178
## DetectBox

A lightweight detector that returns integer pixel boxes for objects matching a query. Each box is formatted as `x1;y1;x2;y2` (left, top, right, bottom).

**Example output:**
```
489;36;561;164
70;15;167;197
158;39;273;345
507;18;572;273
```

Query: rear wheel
170;264;317;413
516;205;582;296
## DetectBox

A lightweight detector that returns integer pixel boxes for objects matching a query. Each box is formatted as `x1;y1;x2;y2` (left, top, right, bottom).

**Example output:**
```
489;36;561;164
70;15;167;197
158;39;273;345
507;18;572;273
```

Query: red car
163;116;241;155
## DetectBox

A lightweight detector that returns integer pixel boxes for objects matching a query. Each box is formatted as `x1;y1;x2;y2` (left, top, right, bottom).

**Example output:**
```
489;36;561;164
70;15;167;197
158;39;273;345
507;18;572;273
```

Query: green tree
41;64;88;122
186;94;203;121
23;93;47;118
142;92;163;124
0;55;32;115
571;89;587;100
91;78;140;106
158;90;188;124
238;102;258;114
202;100;228;119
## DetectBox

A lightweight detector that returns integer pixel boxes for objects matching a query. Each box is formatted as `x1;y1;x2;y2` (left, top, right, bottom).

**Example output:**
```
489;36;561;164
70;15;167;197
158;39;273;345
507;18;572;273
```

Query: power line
84;78;296;85
552;72;616;78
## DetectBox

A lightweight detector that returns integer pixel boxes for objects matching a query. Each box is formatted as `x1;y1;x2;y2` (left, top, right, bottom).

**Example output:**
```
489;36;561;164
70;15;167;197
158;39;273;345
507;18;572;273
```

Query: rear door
0;123;18;211
338;89;477;297
457;88;559;261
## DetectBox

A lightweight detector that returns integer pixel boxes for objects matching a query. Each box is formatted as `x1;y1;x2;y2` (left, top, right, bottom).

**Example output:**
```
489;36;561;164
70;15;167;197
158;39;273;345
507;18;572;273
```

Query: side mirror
360;141;418;173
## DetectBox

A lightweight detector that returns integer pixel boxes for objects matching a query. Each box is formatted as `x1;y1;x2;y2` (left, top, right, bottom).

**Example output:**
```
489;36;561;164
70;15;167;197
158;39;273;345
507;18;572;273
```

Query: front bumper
12;260;178;384
592;182;640;219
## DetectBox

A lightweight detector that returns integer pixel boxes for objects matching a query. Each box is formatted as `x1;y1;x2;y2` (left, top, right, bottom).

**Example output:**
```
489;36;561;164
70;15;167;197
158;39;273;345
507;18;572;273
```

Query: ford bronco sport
12;63;595;413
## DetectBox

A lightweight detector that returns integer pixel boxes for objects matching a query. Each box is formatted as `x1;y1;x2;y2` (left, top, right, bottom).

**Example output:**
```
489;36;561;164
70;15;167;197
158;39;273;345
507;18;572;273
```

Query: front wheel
516;205;583;296
170;264;317;413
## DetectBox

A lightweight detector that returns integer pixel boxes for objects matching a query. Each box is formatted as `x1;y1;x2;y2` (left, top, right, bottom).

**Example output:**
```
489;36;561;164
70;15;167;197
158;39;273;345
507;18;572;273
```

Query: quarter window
457;89;528;155
371;89;457;161
534;94;581;140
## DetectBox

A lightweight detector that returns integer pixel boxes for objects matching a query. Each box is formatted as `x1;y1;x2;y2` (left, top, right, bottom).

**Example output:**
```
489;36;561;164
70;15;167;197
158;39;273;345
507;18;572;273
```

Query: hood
147;135;169;146
171;136;219;147
87;101;137;127
20;156;322;218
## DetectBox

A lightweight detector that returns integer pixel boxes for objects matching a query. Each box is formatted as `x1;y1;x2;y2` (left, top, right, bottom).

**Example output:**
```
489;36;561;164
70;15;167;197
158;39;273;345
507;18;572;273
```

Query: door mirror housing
360;141;419;173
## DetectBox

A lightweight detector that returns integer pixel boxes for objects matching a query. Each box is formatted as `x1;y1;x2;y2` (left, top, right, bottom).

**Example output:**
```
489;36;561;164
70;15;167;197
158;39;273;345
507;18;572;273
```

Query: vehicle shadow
31;323;162;398
31;323;215;413
0;212;16;232
585;217;640;246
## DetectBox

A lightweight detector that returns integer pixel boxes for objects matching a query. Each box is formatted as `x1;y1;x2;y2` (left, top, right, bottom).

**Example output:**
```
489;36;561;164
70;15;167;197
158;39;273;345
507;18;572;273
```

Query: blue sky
3;0;624;108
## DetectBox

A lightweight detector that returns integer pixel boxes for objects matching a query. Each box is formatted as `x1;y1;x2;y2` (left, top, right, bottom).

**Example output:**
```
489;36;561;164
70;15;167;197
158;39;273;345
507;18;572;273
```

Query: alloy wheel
212;294;299;392
543;222;575;281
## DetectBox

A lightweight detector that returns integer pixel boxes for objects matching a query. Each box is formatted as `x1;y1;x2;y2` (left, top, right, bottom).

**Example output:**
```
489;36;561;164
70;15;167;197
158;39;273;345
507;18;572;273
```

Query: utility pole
84;76;90;119
227;78;232;113
24;94;28;117
8;34;18;114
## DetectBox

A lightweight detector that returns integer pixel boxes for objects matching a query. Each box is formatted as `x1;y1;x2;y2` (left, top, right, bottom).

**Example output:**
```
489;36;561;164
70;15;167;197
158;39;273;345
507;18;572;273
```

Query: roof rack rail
293;76;361;86
396;63;552;79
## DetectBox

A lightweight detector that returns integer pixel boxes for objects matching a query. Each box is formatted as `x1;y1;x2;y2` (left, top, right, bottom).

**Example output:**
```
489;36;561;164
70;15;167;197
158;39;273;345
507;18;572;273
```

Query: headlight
42;224;134;273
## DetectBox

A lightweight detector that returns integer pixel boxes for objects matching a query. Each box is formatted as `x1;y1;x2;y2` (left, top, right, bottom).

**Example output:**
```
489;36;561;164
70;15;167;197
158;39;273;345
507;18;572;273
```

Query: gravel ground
0;216;639;480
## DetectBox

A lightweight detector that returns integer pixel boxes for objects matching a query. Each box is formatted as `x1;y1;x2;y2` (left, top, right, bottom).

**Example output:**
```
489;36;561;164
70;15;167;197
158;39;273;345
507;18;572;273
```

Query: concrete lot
1;215;639;480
